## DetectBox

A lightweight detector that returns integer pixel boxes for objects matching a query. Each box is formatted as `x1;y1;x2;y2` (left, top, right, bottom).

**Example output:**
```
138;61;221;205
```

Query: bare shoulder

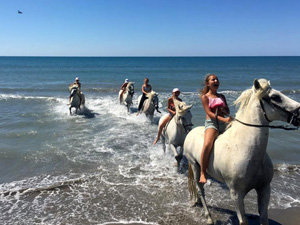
201;94;209;101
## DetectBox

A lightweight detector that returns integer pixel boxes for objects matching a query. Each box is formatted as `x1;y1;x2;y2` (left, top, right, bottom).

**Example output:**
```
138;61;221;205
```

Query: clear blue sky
1;0;299;56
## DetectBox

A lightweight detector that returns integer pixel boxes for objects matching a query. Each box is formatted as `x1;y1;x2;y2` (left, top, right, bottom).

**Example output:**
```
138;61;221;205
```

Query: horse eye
271;94;281;103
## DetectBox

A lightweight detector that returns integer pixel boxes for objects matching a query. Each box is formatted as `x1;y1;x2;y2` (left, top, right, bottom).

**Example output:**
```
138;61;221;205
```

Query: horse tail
188;162;197;201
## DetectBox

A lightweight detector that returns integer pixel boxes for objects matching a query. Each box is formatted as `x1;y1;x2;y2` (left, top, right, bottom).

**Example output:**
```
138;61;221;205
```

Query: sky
0;0;299;56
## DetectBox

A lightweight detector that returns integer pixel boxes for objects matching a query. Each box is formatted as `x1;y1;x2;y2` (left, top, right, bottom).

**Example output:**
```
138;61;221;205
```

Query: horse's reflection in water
75;106;99;119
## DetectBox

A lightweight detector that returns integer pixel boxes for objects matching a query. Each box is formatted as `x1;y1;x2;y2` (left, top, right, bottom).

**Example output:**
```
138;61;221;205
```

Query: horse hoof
207;218;214;225
192;201;203;208
175;155;182;164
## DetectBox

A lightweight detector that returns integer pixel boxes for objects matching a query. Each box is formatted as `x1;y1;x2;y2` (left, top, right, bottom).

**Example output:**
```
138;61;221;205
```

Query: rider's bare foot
199;174;207;184
153;137;159;144
136;111;140;116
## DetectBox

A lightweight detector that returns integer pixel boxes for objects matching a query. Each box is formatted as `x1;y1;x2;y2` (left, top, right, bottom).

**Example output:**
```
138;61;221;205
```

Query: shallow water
0;57;299;224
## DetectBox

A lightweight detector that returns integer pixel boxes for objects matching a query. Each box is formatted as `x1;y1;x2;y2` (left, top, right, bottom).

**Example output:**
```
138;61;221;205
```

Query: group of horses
76;79;300;225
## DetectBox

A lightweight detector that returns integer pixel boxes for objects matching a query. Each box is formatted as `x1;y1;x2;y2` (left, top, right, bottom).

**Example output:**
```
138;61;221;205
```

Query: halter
178;115;193;133
151;94;161;113
232;95;299;131
127;84;134;97
70;86;78;97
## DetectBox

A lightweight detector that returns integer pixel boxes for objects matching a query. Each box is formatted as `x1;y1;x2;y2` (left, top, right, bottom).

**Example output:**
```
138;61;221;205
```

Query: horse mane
126;82;134;89
234;79;271;116
146;91;157;99
174;98;192;116
69;84;78;92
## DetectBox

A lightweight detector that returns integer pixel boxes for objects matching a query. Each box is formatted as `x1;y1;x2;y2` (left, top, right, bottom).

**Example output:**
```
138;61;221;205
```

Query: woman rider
136;78;152;115
153;88;182;144
119;78;129;104
199;74;231;184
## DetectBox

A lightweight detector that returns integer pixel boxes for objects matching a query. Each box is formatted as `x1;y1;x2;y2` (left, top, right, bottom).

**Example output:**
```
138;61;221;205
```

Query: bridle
230;95;299;130
70;87;78;97
178;113;193;133
127;84;134;97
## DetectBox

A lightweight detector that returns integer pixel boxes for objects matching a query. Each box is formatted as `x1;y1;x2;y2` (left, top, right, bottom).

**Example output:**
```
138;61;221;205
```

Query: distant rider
136;77;152;115
119;78;129;104
69;77;83;106
153;88;182;144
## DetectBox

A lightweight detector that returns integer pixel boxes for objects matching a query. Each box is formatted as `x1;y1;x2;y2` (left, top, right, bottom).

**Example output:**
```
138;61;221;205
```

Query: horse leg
170;145;180;166
161;135;166;153
177;146;184;161
256;184;270;225
230;189;248;225
189;162;213;224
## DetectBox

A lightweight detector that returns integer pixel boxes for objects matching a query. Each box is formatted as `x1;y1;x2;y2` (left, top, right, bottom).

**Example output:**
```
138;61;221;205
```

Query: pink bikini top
208;97;226;109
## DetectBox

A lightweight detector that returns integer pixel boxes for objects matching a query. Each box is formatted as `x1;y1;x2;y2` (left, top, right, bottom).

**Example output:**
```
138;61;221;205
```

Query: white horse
69;85;85;115
184;79;300;225
137;91;160;118
159;99;193;164
119;82;135;112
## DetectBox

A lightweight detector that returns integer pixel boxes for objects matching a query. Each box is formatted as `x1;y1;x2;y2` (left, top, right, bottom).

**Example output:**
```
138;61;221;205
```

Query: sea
0;56;299;225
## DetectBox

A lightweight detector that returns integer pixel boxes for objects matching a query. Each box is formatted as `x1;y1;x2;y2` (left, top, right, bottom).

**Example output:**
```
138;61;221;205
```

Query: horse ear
186;104;193;110
254;79;261;90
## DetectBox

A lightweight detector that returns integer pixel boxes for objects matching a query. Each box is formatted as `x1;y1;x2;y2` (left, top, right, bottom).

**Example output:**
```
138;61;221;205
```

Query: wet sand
208;206;300;225
102;207;300;225
269;207;300;225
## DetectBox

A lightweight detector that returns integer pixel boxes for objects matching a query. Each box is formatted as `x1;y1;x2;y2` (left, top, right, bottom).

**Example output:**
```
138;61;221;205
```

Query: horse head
174;99;193;132
127;82;135;97
146;91;159;110
235;78;300;127
70;85;78;97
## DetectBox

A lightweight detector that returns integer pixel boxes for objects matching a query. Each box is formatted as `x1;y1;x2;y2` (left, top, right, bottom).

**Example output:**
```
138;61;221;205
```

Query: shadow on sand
198;206;282;225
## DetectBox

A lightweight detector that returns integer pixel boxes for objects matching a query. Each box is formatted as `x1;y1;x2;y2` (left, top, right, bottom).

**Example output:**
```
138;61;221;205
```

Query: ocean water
0;56;299;224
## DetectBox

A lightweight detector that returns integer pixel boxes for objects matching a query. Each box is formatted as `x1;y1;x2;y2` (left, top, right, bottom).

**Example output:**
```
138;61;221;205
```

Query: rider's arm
142;85;147;94
121;83;126;90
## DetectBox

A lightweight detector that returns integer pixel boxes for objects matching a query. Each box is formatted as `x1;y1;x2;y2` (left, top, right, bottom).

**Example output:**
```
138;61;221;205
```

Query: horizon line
0;55;299;58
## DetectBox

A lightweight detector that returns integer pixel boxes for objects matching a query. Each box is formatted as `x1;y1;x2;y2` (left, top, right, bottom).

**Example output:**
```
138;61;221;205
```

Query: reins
224;99;299;131
233;117;298;130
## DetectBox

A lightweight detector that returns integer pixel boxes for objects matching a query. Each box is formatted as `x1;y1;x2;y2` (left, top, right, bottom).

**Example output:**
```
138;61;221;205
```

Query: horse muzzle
289;107;300;127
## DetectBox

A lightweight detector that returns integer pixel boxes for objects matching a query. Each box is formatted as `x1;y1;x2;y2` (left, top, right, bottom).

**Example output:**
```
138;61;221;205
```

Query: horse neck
232;99;269;157
166;114;187;142
173;112;187;132
144;96;152;111
126;85;131;93
237;98;269;125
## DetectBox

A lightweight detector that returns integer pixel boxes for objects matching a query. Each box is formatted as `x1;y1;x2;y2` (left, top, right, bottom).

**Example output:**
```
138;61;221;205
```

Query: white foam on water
1;92;300;224
102;221;158;225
